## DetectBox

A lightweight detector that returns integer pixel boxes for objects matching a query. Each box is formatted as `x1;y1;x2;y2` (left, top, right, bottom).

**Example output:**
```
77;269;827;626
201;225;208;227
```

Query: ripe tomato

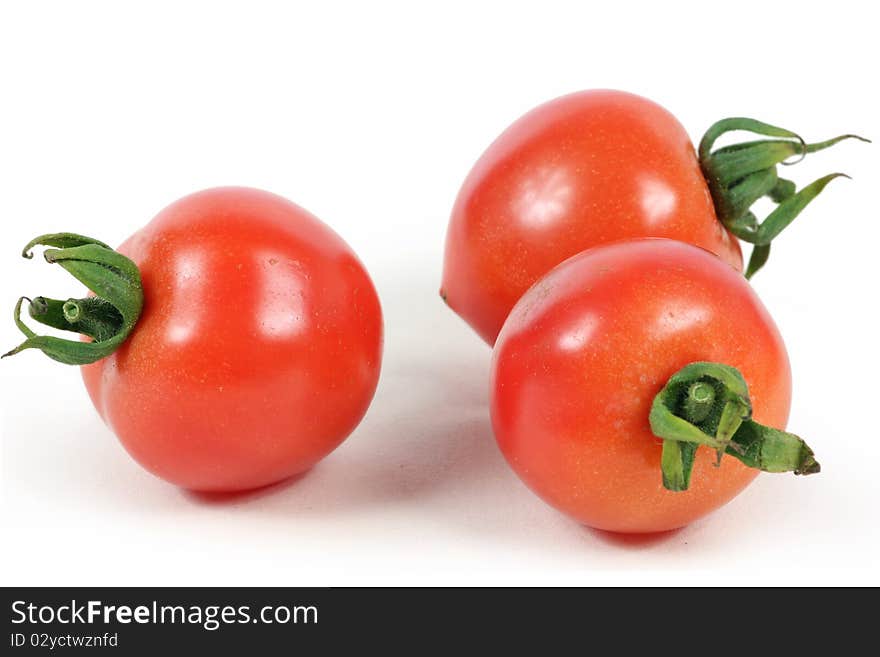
442;90;742;345
442;89;860;345
16;187;383;491
490;239;792;533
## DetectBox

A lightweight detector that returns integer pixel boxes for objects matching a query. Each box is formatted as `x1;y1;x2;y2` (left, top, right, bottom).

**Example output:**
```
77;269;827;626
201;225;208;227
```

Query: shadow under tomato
261;363;498;514
587;526;684;549
183;471;311;506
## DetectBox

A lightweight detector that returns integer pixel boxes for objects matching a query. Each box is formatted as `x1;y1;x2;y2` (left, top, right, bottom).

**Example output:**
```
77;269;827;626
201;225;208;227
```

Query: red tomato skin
81;187;383;492
442;89;743;345
490;239;789;533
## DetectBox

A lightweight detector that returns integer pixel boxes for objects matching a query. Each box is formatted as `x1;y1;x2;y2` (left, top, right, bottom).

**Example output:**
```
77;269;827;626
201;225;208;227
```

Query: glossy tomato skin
81;187;383;491
442;89;743;345
490;239;789;533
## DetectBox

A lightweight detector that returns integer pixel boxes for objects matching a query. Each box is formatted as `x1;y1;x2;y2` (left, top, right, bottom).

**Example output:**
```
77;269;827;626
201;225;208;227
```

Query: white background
1;1;877;586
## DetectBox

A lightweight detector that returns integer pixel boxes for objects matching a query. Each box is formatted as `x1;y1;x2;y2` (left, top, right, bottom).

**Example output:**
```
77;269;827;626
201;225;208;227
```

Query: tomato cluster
444;90;852;531
6;90;860;533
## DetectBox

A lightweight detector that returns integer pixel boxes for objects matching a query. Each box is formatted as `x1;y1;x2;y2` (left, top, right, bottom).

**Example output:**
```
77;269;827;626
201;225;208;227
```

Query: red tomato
80;187;383;491
490;239;790;533
442;90;742;345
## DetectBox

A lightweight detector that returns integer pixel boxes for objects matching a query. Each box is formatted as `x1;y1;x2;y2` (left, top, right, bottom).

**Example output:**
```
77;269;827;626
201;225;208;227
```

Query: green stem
2;233;143;365
649;362;820;492
699;117;868;278
681;381;715;424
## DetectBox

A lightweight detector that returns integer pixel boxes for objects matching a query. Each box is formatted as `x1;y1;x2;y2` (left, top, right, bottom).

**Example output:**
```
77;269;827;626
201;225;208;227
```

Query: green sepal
649;362;820;492
3;234;143;365
699;117;868;278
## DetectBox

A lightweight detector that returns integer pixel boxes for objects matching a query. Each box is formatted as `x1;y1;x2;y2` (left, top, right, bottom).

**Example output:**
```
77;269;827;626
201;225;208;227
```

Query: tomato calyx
698;117;869;279
2;233;143;365
649;362;820;492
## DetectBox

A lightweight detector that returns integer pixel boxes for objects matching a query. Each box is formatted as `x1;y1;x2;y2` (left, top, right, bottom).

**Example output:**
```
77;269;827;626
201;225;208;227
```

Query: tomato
442;89;861;345
441;90;741;345
490;239;792;533
14;188;383;491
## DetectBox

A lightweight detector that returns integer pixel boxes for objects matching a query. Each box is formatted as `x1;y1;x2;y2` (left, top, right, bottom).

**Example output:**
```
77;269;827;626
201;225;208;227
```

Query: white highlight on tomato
639;175;678;226
513;166;575;229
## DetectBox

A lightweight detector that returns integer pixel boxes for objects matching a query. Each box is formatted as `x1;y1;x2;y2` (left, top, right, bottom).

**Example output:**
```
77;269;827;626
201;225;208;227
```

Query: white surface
1;1;877;586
